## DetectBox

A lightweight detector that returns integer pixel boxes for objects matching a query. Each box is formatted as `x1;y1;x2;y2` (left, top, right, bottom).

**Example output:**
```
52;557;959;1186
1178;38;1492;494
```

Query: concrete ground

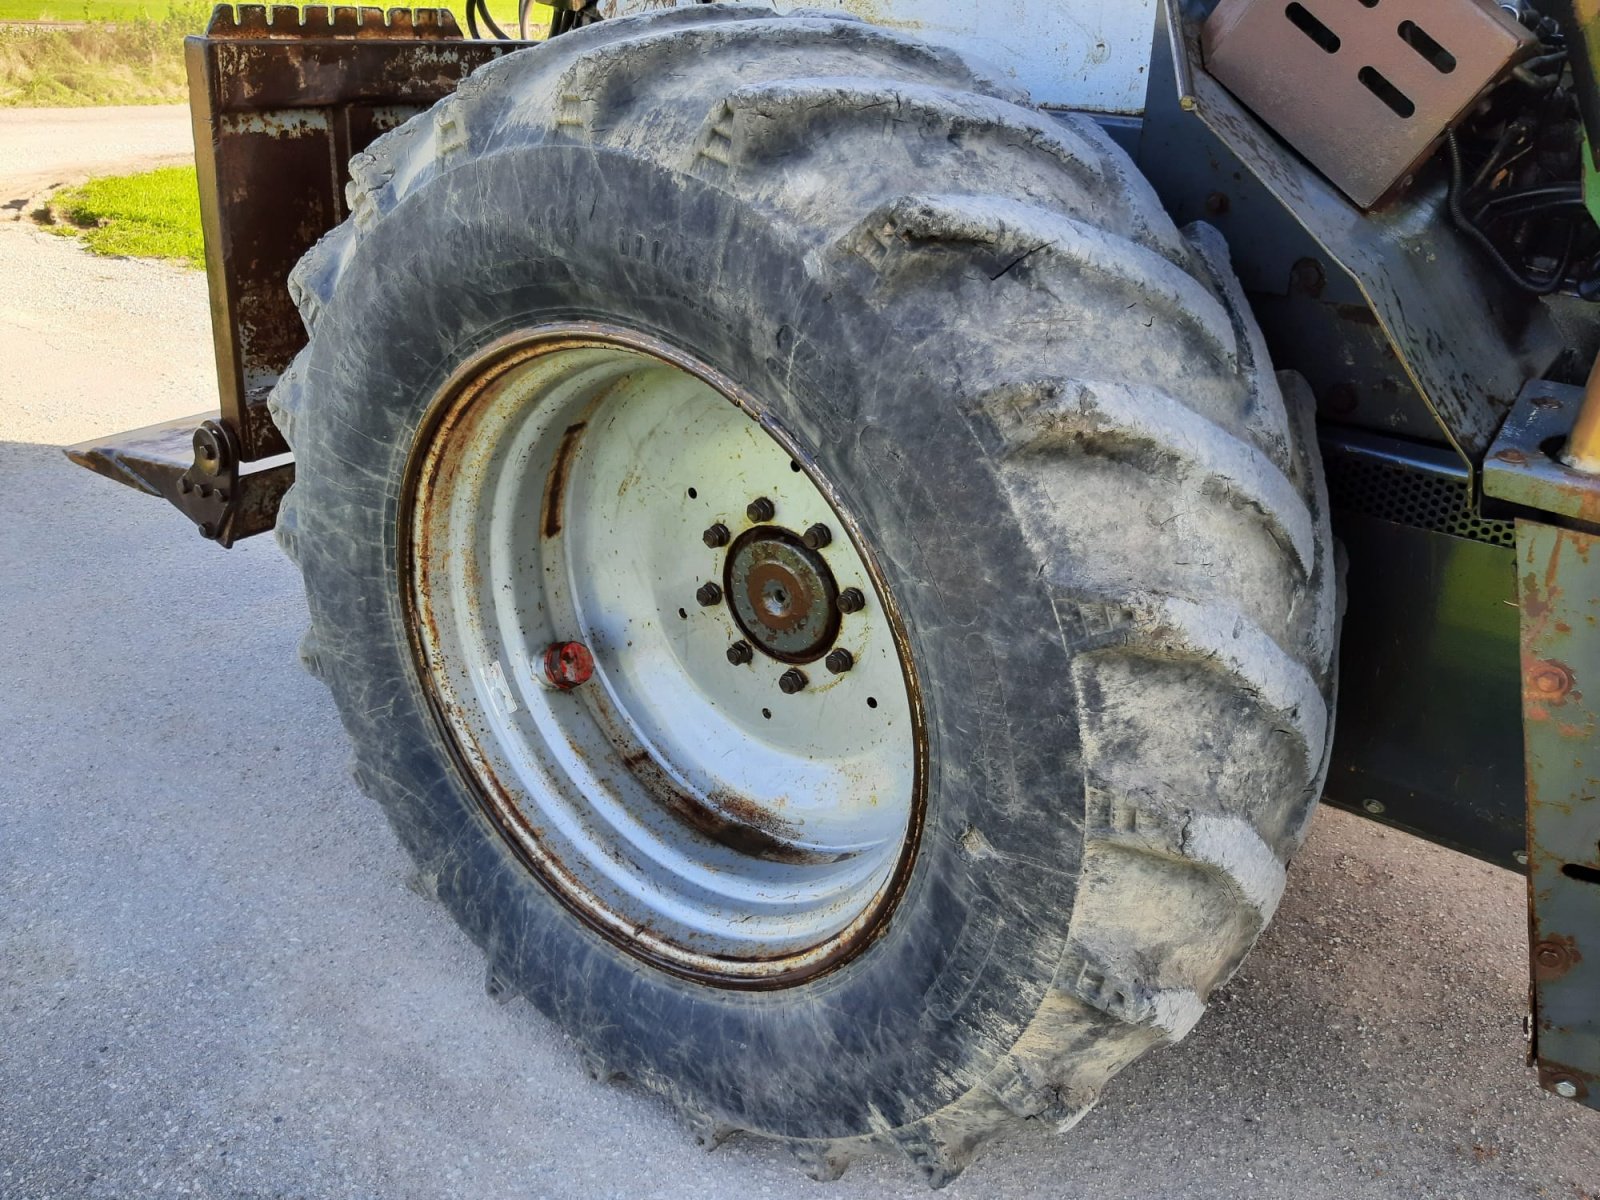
2;115;1600;1200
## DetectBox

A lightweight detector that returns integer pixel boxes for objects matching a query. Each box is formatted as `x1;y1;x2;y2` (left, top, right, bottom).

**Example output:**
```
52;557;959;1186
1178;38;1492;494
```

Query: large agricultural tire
271;4;1339;1186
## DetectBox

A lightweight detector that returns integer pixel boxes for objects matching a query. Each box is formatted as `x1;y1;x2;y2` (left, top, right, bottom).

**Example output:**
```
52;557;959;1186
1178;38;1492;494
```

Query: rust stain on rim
396;322;928;989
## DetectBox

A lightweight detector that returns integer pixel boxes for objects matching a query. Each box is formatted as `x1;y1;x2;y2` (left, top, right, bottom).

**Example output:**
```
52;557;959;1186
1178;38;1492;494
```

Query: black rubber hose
1446;131;1571;295
476;0;509;40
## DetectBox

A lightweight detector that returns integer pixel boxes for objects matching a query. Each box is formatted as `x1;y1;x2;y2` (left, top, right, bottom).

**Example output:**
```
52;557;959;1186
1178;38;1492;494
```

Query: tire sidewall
290;145;1084;1137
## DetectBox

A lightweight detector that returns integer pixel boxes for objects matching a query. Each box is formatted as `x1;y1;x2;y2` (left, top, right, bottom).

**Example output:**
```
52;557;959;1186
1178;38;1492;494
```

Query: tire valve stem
541;641;595;691
696;581;723;607
726;641;754;666
778;668;808;694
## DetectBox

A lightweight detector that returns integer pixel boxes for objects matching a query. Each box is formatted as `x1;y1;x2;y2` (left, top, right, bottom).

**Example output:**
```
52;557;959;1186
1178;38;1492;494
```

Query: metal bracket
1156;0;1562;466
1485;379;1600;526
1483;378;1600;1111
66;415;294;548
1515;518;1600;1113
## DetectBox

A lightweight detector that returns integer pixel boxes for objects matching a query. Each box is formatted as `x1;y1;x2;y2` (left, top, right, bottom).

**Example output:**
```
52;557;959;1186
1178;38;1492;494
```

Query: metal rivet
702;523;731;548
825;648;854;675
778;668;807;694
802;523;832;550
837;587;866;614
726;641;753;666
746;496;775;522
695;582;723;607
1555;1080;1579;1099
1362;798;1386;815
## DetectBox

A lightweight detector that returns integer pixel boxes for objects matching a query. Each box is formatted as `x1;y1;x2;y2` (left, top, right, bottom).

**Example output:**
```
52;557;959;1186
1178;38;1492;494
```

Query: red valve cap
542;641;595;691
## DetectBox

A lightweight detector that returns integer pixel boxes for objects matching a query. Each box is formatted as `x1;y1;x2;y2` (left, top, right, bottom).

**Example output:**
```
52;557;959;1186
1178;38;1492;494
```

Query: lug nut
802;522;832;550
778;668;808;694
746;496;776;523
825;648;854;675
1555;1079;1580;1099
541;641;594;691
726;640;753;665
837;587;866;614
702;523;731;548
695;581;723;607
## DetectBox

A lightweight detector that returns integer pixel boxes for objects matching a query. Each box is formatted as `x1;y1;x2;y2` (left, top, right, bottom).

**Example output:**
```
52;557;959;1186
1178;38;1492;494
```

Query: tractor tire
271;4;1338;1186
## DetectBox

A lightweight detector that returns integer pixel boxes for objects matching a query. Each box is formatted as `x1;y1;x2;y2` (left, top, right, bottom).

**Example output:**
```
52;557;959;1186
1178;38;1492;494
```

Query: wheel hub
725;527;840;662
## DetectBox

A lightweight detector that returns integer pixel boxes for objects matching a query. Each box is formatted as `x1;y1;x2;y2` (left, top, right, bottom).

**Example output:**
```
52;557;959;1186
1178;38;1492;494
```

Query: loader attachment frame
68;4;533;545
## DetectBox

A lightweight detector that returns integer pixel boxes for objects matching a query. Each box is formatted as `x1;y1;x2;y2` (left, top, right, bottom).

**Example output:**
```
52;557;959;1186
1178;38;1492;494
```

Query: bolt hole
761;707;772;720
867;696;878;709
1562;862;1600;886
687;487;698;499
790;459;801;472
678;608;687;620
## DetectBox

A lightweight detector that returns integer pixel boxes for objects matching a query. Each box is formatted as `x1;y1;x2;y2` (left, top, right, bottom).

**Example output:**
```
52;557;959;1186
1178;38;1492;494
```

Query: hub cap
404;327;922;985
725;528;840;662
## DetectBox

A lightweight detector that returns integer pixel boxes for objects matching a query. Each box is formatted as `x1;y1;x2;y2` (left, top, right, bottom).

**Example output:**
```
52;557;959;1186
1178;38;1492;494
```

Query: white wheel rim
406;327;922;983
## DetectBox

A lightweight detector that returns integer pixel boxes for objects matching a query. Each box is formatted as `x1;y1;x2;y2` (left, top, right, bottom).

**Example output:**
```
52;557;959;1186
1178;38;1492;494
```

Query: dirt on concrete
1;110;1599;1200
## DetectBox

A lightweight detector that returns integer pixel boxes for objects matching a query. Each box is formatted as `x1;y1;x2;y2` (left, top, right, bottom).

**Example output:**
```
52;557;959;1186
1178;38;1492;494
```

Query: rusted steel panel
186;4;532;462
1517;520;1600;1112
1203;0;1533;209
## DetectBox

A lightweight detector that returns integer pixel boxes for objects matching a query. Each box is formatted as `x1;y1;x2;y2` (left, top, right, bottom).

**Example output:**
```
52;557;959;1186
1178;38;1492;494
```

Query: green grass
46;164;204;265
1;2;538;106
0;0;536;28
0;1;186;19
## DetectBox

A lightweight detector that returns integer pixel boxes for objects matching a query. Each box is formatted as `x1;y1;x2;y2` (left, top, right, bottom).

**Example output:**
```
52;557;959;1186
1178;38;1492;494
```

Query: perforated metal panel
1323;431;1517;546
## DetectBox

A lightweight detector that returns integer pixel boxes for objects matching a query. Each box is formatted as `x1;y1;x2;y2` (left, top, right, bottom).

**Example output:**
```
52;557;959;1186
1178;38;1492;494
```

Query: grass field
0;1;537;106
45;164;204;265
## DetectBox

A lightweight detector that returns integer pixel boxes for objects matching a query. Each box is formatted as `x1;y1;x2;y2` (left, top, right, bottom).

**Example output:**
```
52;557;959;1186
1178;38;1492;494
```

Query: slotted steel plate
1203;0;1533;208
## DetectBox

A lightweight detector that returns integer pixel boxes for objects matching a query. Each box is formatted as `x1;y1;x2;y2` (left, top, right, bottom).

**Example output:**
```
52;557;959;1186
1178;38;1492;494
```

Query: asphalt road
0;106;193;221
2;128;1600;1199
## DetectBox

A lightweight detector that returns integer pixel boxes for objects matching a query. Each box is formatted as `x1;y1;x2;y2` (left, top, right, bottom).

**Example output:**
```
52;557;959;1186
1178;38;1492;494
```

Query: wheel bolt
696;581;723;607
702;523;731;548
726;640;753;665
541;641;594;691
802;522;832;550
747;496;776;523
778;668;807;694
837;587;866;614
825;648;854;675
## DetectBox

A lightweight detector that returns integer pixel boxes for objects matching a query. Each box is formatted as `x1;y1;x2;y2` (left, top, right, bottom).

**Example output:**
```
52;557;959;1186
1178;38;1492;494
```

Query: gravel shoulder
1;114;1598;1200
